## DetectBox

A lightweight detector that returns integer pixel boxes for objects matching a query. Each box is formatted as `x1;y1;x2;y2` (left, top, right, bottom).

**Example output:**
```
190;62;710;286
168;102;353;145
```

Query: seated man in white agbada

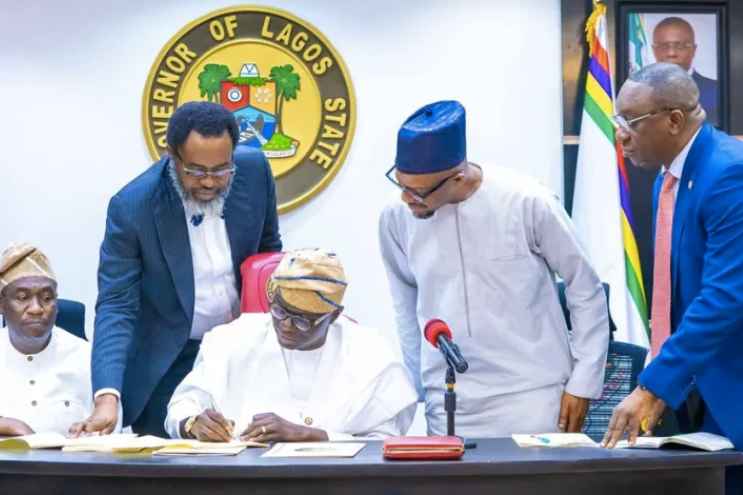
165;248;418;442
0;243;93;436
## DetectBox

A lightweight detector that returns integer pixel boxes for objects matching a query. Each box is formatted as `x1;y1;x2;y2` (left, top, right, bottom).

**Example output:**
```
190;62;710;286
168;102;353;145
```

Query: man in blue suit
603;63;743;492
76;102;282;436
652;16;719;126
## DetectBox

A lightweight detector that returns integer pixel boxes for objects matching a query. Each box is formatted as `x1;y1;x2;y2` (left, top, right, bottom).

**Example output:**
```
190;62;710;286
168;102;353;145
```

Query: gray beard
167;158;232;217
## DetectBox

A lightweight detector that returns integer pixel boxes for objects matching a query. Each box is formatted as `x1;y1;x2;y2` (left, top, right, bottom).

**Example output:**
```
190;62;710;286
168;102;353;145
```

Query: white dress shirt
379;165;610;437
165;313;418;440
664;127;702;198
183;203;240;340
0;327;93;435
94;200;240;402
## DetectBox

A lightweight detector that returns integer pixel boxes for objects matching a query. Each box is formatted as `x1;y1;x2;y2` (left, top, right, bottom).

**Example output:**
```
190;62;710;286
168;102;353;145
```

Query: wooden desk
0;438;740;494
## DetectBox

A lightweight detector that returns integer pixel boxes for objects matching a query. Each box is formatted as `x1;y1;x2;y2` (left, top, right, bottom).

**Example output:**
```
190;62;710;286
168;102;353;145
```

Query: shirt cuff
94;388;121;401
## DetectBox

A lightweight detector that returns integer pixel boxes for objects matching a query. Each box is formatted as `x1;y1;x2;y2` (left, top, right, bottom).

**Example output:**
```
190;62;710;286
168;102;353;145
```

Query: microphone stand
443;355;475;448
445;364;457;436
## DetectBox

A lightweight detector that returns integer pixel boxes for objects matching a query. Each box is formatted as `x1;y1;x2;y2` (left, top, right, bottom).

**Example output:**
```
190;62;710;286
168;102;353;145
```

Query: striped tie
650;172;678;358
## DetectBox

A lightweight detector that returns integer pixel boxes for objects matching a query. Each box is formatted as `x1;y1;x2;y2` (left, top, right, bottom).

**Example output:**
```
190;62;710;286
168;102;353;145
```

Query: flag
628;13;650;73
572;1;650;347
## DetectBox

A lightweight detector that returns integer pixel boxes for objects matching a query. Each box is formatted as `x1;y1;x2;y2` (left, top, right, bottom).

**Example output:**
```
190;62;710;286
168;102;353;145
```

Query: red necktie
650;172;678;358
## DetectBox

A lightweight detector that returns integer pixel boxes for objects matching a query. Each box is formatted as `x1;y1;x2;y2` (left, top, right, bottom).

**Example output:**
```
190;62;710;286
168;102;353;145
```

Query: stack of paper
0;433;71;450
0;433;265;456
512;433;599;448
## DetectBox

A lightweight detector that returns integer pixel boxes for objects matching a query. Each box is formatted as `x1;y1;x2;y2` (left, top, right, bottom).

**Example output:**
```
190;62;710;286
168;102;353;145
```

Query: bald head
652;17;697;71
654;17;695;40
628;62;700;112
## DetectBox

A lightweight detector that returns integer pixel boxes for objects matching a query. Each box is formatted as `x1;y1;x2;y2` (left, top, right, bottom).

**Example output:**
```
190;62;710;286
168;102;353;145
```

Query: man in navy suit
603;63;742;492
77;102;282;436
652;16;719;126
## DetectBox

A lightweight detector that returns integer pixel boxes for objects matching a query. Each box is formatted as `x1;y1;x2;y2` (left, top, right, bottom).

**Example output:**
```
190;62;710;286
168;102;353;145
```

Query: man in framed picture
652;16;719;126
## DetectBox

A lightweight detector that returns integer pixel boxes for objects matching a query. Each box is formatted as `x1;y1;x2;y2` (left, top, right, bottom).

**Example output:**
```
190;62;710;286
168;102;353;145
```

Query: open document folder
262;442;366;458
512;432;735;452
0;433;137;450
0;433;266;455
614;432;734;452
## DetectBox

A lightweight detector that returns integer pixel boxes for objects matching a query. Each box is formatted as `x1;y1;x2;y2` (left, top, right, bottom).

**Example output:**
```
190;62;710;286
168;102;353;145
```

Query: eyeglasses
613;104;699;134
652;41;695;52
269;303;336;332
181;163;236;179
612;108;676;133
384;165;458;203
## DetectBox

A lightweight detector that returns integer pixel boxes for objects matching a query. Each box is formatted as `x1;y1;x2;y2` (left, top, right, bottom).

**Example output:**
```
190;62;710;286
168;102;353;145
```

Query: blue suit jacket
92;147;282;425
640;124;743;448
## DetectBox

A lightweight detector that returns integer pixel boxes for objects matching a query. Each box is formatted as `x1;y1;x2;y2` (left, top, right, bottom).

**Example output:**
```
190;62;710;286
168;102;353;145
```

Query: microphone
424;319;468;373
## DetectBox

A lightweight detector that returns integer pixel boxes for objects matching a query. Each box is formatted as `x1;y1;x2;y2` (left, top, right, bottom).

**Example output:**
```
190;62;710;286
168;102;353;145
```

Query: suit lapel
153;161;195;324
671;124;712;297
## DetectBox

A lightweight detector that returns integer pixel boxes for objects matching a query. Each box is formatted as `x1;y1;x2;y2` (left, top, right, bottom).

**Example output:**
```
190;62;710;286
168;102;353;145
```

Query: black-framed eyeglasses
384;165;458;203
269;303;337;332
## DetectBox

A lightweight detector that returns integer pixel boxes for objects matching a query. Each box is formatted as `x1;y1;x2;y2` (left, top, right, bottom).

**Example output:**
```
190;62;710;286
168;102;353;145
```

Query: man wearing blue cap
379;100;609;437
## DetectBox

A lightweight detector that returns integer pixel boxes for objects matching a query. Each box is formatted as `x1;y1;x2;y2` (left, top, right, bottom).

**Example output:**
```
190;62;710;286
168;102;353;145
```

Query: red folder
382;435;464;460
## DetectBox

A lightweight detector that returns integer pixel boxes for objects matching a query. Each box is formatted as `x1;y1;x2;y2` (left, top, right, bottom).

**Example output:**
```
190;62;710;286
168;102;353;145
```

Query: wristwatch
184;415;198;438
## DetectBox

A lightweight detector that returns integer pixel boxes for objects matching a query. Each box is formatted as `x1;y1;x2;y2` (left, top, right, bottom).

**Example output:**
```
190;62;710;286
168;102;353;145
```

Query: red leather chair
240;252;285;313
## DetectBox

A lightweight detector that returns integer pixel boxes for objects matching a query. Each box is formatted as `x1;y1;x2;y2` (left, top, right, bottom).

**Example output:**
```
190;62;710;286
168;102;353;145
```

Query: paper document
63;435;183;453
0;433;69;450
262;442;366;458
65;435;265;454
0;433;137;451
512;433;599;448
615;432;734;452
154;439;267;456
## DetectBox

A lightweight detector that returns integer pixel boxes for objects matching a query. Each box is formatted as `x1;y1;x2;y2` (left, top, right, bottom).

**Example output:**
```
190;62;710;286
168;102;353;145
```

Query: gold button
304;417;313;426
27;356;33;362
29;380;35;385
31;400;37;406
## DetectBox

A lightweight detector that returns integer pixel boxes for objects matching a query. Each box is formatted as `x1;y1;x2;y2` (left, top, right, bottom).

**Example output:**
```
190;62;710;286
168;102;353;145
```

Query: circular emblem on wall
142;6;356;213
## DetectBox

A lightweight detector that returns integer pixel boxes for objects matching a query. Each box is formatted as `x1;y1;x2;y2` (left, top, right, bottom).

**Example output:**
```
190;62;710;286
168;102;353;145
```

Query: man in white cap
165;248;417;442
0;243;93;436
379;100;610;437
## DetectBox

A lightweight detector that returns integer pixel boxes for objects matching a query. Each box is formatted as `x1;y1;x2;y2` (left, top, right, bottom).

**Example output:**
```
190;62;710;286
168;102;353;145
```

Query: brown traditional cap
0;243;56;291
267;248;347;314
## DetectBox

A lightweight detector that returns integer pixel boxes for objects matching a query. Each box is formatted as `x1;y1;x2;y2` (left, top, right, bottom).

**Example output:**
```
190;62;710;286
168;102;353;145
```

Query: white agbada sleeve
379;207;423;399
526;191;609;399
164;337;222;438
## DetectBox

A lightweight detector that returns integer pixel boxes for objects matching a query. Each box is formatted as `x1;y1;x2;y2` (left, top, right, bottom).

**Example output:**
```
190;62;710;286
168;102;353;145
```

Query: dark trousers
131;339;201;437
703;411;743;495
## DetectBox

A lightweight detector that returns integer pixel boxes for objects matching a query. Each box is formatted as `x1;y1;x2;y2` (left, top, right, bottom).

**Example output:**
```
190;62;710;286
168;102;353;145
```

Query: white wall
1;0;563;435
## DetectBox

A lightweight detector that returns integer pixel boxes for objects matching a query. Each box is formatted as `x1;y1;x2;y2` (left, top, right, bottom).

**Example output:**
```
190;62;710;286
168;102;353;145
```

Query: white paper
262;442;366;458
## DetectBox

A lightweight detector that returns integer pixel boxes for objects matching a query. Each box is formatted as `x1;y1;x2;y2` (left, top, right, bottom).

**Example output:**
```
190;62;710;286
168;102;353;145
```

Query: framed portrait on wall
616;3;728;130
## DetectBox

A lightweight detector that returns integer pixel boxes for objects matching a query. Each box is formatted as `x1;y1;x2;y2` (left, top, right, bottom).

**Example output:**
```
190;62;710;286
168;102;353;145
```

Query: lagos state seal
142;6;356;213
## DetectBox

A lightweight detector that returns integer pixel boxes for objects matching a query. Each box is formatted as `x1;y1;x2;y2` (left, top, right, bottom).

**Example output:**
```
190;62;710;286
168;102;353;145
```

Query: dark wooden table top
0;438;740;479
